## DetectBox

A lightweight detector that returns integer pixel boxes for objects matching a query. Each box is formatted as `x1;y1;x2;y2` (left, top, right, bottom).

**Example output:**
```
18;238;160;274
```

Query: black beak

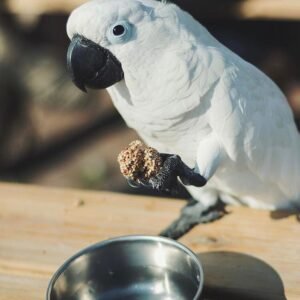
67;35;124;92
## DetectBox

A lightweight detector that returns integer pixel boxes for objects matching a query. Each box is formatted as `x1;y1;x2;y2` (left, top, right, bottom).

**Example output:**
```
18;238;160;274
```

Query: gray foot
127;154;207;195
160;199;227;240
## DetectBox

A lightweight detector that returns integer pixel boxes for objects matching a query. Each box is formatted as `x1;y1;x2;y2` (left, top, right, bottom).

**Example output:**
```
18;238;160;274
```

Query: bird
66;0;300;239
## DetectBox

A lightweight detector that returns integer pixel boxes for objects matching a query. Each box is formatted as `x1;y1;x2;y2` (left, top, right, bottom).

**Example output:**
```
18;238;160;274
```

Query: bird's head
66;0;176;92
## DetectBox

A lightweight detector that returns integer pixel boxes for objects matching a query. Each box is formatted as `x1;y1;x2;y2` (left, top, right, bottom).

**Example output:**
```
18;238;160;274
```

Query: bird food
118;140;162;182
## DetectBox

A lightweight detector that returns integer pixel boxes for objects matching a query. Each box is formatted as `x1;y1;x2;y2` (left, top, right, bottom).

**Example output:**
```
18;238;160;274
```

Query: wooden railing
0;182;299;299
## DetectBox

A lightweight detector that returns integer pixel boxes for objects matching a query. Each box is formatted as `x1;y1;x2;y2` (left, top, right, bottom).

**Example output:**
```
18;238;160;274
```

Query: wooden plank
3;0;300;20
0;182;299;299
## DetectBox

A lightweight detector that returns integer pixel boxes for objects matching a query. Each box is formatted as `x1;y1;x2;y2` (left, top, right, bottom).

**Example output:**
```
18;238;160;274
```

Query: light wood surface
3;0;300;20
0;182;299;299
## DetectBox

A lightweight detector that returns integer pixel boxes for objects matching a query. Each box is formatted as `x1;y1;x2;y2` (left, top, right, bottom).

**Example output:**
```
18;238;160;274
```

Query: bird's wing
209;49;300;200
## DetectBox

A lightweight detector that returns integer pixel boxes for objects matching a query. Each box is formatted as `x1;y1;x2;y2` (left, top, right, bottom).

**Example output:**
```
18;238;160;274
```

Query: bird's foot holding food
126;154;182;194
144;153;207;193
160;199;228;240
119;141;207;194
127;153;206;194
140;154;184;194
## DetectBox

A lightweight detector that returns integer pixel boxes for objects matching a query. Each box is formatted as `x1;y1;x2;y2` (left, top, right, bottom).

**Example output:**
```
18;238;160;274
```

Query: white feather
67;0;300;210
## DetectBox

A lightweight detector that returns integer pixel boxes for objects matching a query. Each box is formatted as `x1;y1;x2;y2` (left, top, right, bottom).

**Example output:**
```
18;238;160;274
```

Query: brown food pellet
118;140;162;181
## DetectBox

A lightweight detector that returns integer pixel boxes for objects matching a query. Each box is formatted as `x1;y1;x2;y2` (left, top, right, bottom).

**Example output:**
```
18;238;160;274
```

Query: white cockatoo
66;0;300;239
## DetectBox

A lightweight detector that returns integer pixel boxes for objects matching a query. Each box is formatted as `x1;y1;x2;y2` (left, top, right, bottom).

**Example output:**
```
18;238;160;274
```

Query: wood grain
0;182;299;299
3;0;300;20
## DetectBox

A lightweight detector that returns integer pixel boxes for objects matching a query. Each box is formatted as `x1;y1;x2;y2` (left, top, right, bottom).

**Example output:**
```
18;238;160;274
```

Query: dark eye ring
113;25;125;36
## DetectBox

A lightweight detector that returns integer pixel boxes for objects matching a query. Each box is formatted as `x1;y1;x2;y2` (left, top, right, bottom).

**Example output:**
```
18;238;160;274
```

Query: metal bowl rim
46;235;204;300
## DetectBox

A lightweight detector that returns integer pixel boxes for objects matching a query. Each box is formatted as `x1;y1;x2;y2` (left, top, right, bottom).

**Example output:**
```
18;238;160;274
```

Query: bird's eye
107;21;132;44
113;25;125;36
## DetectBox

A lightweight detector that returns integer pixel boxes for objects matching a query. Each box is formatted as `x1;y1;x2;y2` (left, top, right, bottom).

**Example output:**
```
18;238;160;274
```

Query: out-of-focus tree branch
2;0;300;20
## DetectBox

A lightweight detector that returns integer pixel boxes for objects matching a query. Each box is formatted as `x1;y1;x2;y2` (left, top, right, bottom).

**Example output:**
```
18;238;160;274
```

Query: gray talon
126;153;206;195
160;199;227;240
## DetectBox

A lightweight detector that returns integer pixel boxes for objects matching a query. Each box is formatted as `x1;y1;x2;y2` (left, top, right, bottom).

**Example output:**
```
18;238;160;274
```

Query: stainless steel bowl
47;235;204;300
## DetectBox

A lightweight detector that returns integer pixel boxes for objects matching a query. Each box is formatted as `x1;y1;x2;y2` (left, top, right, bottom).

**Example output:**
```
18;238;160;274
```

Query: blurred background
0;0;300;196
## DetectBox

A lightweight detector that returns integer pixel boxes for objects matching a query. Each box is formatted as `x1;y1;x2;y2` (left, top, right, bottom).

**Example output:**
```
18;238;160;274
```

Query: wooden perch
3;0;300;20
1;182;300;299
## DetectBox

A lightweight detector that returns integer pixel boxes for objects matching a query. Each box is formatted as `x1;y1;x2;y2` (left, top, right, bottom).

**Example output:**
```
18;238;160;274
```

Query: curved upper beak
67;35;124;92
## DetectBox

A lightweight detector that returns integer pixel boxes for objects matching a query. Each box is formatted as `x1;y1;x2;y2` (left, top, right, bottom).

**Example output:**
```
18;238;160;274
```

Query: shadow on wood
199;251;286;300
270;210;300;222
